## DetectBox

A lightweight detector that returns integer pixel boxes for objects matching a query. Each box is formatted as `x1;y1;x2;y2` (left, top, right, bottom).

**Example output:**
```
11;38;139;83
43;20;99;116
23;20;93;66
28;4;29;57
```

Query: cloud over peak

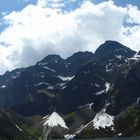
0;0;140;74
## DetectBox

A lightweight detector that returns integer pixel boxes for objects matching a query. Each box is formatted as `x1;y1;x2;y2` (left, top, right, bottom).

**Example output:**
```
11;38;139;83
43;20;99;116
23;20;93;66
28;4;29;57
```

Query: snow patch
42;115;49;119
43;112;68;129
15;124;22;131
56;83;66;87
11;71;21;79
34;82;49;87
124;59;129;63
117;133;122;136
62;85;67;89
43;67;56;72
89;103;94;109
128;53;140;61
56;83;66;89
105;82;110;93
134;54;140;60
64;134;76;139
76;102;94;110
47;86;54;90
93;112;114;129
115;55;122;59
54;59;58;63
58;75;74;81
106;63;112;72
11;76;17;79
108;59;113;62
95;90;105;95
0;85;6;88
95;83;100;88
38;62;48;65
93;107;114;129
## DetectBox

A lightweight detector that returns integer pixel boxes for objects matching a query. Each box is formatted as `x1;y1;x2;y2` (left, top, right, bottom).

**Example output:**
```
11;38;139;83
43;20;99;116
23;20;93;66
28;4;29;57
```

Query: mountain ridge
0;40;140;139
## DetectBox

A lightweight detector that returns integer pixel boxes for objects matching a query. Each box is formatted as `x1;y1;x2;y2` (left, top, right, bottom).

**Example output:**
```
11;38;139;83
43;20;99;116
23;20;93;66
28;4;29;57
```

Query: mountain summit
95;40;136;61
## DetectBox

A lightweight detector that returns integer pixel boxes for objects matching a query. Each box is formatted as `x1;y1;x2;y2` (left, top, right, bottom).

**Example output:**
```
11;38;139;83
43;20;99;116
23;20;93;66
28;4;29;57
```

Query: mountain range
0;40;140;139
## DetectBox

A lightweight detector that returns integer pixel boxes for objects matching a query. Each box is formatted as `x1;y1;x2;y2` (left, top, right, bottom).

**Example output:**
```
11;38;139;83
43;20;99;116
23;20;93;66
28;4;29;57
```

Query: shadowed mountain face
0;40;138;115
0;51;94;115
59;40;137;114
1;40;140;139
36;51;94;76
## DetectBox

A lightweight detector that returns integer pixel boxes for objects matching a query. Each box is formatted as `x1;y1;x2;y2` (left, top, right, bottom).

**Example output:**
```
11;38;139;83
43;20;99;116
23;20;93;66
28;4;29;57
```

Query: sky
0;0;140;74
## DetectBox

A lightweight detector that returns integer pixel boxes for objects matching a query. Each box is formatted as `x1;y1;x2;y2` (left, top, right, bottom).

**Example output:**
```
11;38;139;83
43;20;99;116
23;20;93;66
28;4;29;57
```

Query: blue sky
0;0;37;13
0;0;140;74
0;0;140;14
93;0;140;7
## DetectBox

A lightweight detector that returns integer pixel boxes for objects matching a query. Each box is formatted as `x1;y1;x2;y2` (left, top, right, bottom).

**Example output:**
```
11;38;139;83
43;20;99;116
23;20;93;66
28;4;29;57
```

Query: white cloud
37;0;65;8
0;0;140;74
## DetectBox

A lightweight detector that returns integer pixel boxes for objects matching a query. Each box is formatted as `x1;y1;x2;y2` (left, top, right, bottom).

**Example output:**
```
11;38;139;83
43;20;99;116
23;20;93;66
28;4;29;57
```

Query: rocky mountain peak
95;40;136;60
37;54;63;65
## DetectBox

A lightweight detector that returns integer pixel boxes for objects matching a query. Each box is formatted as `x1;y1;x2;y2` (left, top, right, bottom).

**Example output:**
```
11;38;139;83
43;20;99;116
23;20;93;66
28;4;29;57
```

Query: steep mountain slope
106;60;140;115
59;62;106;113
0;40;140;139
0;51;94;116
59;40;137;114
